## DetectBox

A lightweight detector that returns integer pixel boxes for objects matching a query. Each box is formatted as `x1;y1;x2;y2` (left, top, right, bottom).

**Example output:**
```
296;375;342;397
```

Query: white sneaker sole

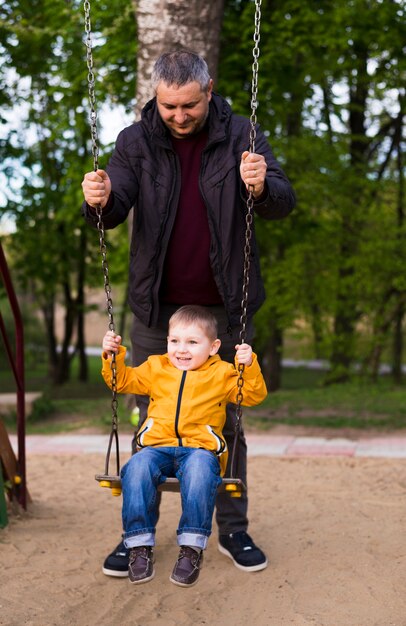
102;566;129;578
217;543;268;572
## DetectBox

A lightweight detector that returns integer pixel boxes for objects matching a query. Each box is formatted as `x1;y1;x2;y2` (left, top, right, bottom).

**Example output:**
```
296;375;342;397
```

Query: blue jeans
121;447;222;550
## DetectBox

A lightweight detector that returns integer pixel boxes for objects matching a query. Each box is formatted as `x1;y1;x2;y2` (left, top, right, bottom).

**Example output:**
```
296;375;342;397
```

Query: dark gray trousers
130;304;253;535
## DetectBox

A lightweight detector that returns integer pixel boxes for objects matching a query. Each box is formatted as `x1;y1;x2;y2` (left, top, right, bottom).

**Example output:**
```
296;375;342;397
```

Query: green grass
252;366;405;430
245;373;406;431
0;355;131;434
1;356;405;434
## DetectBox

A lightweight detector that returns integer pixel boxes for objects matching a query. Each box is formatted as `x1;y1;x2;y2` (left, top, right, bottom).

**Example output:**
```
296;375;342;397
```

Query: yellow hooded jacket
102;346;267;476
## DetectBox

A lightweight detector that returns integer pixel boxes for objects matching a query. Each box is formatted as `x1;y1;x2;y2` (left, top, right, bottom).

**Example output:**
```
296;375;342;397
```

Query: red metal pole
0;240;27;510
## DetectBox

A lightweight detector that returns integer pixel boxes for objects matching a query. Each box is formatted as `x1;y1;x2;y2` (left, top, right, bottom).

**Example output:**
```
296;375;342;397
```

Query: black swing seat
95;474;246;497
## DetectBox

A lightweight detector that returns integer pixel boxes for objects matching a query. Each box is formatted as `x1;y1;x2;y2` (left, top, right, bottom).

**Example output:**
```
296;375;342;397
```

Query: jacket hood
141;92;232;145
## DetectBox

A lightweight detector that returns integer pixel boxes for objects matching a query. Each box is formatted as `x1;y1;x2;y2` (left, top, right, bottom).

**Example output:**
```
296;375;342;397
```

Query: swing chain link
83;1;118;439
234;0;262;432
84;0;99;173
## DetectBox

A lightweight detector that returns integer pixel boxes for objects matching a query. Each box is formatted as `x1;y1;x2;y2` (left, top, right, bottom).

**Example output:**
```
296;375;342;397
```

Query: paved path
9;433;406;458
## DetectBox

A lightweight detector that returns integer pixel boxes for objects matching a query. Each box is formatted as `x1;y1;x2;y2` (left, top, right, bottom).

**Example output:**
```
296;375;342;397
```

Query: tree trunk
262;324;283;392
328;41;369;383
135;0;225;119
42;299;58;377
55;282;76;385
329;244;358;382
262;78;304;390
392;302;404;384
392;112;405;384
118;281;130;339
76;227;88;383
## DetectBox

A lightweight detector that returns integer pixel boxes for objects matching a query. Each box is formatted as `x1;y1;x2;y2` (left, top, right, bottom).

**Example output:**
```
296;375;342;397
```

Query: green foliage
0;0;405;390
220;0;406;382
0;0;135;381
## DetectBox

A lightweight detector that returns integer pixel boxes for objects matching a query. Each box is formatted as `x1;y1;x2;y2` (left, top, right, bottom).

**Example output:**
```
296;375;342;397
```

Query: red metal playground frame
0;239;27;510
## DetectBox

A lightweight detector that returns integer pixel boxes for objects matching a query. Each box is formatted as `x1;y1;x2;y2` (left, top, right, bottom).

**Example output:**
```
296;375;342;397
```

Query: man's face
156;80;213;138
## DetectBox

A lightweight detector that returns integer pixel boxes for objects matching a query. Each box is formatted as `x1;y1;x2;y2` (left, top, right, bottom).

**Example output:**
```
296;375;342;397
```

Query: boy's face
167;322;220;371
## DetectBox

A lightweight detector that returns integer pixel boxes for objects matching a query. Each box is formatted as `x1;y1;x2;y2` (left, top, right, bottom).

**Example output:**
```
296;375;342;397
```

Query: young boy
101;305;267;587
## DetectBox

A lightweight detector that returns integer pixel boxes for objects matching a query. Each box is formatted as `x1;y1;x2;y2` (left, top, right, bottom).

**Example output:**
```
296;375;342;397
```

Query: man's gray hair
151;50;211;92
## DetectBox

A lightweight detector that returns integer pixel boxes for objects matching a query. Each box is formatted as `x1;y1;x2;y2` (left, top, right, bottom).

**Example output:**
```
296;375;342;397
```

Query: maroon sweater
160;130;222;305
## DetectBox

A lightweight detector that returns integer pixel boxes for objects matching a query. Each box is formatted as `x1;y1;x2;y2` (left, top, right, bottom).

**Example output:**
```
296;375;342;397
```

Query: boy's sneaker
102;540;130;577
128;546;155;584
218;531;268;572
170;546;203;587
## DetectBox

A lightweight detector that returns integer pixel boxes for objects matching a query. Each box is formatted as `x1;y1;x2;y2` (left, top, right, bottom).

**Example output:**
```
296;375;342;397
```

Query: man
82;50;295;577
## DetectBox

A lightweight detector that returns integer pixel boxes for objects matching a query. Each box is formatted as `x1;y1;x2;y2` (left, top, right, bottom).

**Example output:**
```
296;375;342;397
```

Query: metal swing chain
84;0;120;476
84;0;260;480
231;0;262;477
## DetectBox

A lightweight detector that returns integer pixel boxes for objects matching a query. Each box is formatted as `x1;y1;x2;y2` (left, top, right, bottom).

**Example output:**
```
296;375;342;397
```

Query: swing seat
95;474;246;498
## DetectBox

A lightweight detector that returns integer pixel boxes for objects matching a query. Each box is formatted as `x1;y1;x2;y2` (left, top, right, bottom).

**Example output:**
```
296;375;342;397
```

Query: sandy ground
1;453;406;626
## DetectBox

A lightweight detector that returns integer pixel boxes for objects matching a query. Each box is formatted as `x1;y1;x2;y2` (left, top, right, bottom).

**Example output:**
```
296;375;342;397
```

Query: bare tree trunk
328;42;369;383
76;227;88;383
262;325;283;392
42;299;58;377
392;302;404;383
55;282;76;385
392;107;405;383
118;281;130;339
134;0;225;118
262;79;303;391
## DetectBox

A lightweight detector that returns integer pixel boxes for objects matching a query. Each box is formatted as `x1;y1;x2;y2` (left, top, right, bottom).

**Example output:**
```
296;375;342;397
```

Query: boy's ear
210;338;221;356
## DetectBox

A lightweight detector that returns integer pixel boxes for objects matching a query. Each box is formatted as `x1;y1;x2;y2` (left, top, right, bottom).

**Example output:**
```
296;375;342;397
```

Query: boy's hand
103;330;122;356
235;343;253;366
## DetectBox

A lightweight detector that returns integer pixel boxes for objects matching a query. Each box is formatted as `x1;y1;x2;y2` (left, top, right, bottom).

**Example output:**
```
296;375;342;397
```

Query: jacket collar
141;92;232;148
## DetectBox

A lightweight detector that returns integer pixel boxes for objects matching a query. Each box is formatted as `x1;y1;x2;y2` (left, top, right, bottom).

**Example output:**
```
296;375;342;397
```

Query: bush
28;394;56;423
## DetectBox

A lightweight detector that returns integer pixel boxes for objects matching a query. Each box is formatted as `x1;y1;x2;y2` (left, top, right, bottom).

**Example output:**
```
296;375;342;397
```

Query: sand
1;453;406;626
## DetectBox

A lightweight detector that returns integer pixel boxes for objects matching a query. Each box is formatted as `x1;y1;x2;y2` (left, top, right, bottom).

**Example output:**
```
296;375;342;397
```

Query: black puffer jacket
82;93;295;327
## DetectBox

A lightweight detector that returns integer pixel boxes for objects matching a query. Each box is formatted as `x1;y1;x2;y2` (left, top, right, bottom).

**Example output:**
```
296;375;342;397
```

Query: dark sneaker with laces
218;531;268;572
170;546;203;587
128;546;155;584
102;540;130;578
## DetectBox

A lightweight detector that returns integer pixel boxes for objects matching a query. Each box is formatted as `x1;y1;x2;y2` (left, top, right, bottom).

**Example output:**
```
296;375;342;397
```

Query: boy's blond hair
168;305;218;341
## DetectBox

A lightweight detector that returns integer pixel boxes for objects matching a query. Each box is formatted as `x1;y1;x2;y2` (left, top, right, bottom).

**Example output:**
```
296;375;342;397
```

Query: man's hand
240;151;267;199
81;169;112;209
235;343;253;366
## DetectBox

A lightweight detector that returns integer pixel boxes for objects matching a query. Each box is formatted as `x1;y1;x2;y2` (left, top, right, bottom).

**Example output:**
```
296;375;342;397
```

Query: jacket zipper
199;150;231;326
148;147;180;326
174;370;187;446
